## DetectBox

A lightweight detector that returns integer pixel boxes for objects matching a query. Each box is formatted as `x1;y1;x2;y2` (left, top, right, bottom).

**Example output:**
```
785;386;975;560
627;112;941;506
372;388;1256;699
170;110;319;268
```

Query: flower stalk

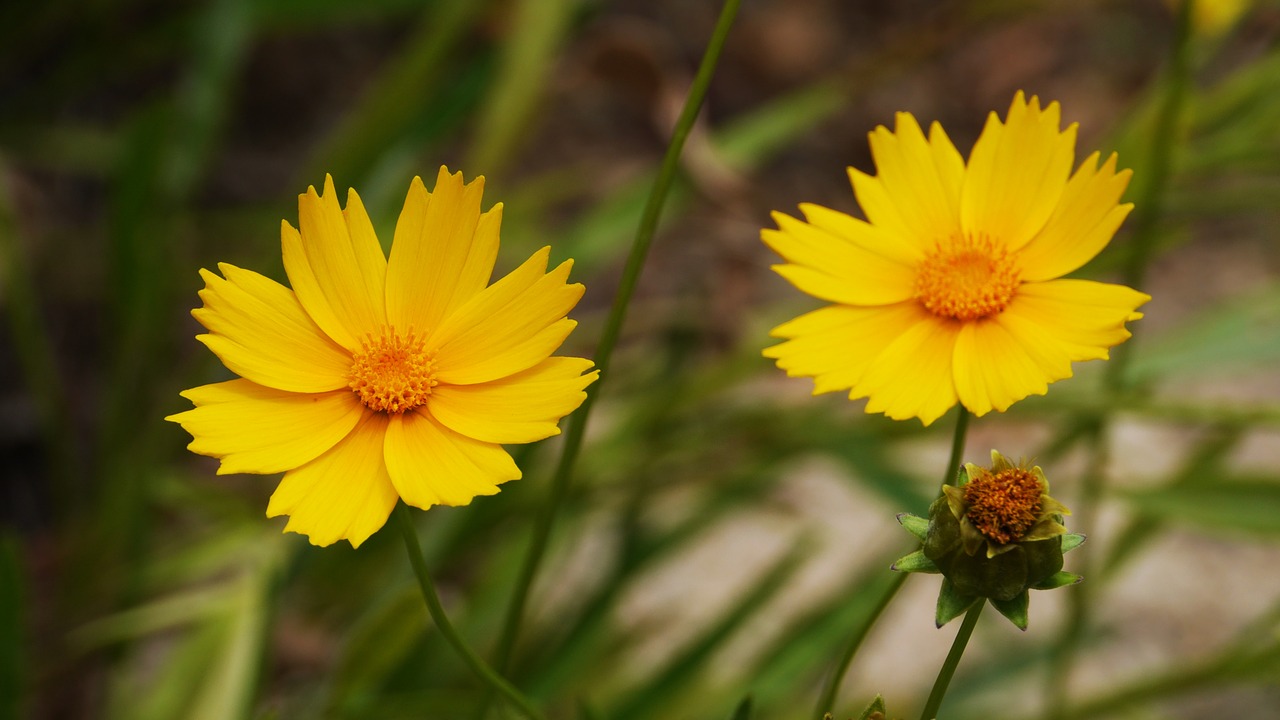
394;504;546;720
919;600;984;720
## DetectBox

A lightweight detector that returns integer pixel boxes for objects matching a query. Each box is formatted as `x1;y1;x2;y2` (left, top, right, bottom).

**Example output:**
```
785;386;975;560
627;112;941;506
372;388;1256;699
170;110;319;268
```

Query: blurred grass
0;1;1278;719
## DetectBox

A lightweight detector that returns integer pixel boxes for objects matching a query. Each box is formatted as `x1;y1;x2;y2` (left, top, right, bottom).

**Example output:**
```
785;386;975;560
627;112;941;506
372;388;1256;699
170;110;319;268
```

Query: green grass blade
305;0;490;185
611;539;809;720
466;0;582;174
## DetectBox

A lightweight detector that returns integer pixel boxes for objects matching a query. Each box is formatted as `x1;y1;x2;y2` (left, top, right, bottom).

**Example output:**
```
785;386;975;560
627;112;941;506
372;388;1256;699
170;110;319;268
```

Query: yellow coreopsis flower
168;168;597;547
763;92;1150;425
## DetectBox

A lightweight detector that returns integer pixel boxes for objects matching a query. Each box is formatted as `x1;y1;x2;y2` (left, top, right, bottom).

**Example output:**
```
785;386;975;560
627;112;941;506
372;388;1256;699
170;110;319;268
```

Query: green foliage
2;1;1279;719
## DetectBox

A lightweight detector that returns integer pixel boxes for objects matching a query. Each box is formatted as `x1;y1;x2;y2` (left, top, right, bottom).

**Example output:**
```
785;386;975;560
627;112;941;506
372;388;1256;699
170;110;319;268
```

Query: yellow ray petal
762;212;915;306
386;168;499;333
1016;152;1134;282
429;357;597;444
797;203;918;266
266;414;398;548
191;263;352;393
864;113;966;246
167;379;364;475
961;92;1077;253
431;248;584;385
384;410;520;508
282;177;387;349
1005;280;1151;361
764;303;921;396
953;319;1056;416
852;308;962;425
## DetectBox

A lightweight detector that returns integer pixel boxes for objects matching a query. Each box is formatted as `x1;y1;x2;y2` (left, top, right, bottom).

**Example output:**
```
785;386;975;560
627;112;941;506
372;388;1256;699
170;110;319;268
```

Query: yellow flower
168;168;597;547
763;92;1150;425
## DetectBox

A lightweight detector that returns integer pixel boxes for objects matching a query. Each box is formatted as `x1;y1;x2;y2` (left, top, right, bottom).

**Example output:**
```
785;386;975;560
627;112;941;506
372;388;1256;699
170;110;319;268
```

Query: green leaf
990;591;1030;631
896;513;929;542
1118;479;1280;537
1061;533;1087;553
935;579;980;628
890;550;938;574
729;695;753;720
1033;571;1082;591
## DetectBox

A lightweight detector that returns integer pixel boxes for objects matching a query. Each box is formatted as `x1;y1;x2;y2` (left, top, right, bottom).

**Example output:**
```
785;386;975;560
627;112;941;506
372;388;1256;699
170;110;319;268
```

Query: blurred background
2;0;1279;718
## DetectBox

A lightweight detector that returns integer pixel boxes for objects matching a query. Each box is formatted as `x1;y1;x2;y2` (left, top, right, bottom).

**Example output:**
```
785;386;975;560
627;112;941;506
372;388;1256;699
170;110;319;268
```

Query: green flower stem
486;0;742;687
813;407;970;719
919;600;984;720
1047;3;1193;717
393;504;546;720
943;408;971;490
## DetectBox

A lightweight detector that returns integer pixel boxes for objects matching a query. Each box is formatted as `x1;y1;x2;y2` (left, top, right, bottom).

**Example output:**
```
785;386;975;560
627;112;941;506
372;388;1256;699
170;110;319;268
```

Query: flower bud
894;451;1084;629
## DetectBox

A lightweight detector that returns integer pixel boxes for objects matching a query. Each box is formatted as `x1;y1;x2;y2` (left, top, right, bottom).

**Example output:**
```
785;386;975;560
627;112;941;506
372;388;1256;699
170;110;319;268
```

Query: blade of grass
466;0;581;175
611;538;810;720
487;0;742;691
304;0;490;186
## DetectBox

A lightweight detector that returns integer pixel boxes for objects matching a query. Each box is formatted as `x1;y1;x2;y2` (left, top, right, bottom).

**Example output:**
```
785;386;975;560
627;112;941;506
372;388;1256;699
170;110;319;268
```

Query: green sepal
936;578;980;627
1061;533;1086;553
1032;571;1082;590
891;550;939;574
897;513;929;542
990;590;1029;631
855;694;887;720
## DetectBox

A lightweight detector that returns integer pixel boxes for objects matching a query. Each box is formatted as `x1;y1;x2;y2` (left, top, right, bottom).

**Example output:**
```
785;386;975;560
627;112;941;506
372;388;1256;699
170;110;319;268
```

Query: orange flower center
348;327;437;414
914;235;1021;321
963;467;1043;545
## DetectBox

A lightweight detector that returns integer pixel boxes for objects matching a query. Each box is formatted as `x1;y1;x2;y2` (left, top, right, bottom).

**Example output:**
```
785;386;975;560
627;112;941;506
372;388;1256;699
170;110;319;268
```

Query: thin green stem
393;505;545;720
486;0;742;690
919;600;984;720
1046;3;1193;718
943;408;971;490
813;407;970;719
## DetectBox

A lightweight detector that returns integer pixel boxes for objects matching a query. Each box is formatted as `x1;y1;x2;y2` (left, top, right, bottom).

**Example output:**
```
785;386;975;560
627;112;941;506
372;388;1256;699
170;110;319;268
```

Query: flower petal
384;410;521;508
1016;152;1134;282
282;176;387;350
1004;279;1151;362
386;168;499;334
764;302;923;396
431;247;584;385
763;211;915;306
865;113;966;247
797;202;920;267
846;116;966;261
852;307;962;426
191;263;352;392
961;92;1077;253
953;319;1056;416
167;379;364;475
429;357;597;444
266;414;398;548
